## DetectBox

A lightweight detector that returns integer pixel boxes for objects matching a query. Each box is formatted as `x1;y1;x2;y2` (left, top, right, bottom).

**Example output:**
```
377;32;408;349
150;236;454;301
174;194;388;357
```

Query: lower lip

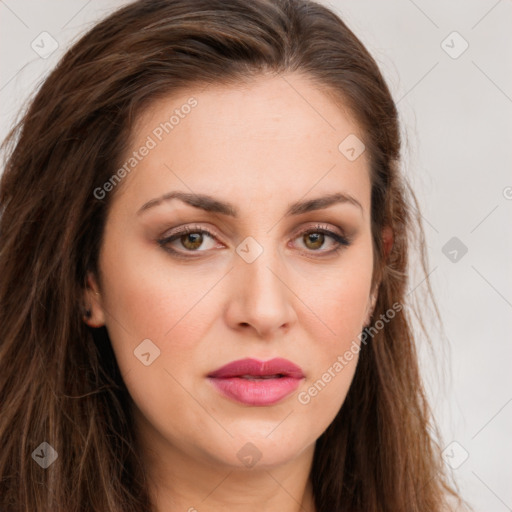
208;376;302;406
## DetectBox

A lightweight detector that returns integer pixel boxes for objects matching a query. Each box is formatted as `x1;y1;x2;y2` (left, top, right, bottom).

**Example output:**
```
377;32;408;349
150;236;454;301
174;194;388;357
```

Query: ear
82;271;106;328
363;289;378;328
363;226;392;327
382;225;393;259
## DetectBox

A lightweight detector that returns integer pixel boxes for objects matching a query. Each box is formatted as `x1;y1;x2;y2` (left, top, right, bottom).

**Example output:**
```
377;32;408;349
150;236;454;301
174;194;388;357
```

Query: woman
0;0;467;510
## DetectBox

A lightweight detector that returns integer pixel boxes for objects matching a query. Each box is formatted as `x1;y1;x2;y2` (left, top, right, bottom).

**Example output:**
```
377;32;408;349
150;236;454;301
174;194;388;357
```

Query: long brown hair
0;0;466;510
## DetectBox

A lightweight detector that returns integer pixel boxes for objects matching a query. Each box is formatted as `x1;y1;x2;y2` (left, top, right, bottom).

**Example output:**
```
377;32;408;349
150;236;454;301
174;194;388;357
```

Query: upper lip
208;358;304;379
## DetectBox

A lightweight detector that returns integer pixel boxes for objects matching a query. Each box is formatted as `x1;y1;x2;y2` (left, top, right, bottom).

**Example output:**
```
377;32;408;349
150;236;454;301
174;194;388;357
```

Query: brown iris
181;232;203;250
303;232;324;250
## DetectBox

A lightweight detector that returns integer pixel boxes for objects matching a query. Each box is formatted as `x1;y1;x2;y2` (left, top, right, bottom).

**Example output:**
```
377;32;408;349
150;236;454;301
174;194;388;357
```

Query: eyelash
157;223;352;259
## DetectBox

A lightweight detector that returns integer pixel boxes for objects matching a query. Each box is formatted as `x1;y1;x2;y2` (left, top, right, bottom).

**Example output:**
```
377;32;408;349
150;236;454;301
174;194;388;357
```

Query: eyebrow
137;191;363;217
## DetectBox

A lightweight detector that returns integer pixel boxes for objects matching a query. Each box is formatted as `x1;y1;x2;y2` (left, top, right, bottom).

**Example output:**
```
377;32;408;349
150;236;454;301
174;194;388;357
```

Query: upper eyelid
159;223;347;247
161;222;344;236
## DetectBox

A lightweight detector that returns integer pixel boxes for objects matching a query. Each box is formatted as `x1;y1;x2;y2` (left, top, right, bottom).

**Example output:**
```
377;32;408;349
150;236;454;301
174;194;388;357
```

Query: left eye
295;227;350;253
157;224;351;257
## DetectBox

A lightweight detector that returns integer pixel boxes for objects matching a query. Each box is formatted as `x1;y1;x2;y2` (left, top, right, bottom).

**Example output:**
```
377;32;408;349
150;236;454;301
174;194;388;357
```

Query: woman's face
86;73;377;472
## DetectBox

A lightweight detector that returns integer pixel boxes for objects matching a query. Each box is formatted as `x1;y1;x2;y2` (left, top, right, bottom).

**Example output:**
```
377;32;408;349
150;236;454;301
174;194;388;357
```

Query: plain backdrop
1;1;511;510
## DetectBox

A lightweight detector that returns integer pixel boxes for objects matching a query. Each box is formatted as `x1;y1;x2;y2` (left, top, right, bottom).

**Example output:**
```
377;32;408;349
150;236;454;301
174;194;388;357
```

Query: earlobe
82;271;106;328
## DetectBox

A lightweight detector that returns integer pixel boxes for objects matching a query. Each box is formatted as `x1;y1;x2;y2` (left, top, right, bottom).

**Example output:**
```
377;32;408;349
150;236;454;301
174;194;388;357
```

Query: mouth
207;358;304;406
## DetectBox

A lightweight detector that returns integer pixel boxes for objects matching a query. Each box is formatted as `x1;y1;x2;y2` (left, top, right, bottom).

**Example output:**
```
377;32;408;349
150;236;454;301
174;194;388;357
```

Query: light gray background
1;1;511;510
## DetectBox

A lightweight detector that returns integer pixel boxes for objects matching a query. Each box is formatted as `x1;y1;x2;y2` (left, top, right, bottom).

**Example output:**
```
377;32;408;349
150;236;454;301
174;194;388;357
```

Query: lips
207;358;304;406
208;357;304;379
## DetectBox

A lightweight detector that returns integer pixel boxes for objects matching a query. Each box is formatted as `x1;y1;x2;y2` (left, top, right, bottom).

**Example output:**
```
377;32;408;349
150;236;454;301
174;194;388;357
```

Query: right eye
157;224;224;257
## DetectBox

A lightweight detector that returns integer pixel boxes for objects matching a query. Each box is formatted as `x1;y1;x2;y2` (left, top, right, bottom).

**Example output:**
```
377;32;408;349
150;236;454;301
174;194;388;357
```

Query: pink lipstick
207;357;304;406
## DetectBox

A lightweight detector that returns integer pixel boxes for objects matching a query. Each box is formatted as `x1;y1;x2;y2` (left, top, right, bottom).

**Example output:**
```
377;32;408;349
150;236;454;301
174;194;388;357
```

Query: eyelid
290;222;347;240
157;224;224;258
159;224;222;245
157;222;352;257
290;223;352;254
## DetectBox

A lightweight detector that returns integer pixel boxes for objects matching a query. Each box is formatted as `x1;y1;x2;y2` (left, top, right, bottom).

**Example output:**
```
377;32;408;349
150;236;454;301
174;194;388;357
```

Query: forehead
114;73;371;217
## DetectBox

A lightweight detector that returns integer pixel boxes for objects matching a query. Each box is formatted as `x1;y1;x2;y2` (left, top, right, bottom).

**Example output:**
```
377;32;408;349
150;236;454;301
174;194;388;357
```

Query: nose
224;244;297;339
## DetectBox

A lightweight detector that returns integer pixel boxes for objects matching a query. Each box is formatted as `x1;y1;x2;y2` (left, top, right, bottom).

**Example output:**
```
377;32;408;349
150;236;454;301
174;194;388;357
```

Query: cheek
97;244;221;440
304;274;370;335
292;280;366;430
292;243;374;343
99;233;221;339
290;246;373;415
96;235;231;397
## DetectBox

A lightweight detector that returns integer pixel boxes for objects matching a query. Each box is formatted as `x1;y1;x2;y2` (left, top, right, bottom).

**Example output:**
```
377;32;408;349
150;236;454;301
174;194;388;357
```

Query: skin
84;72;391;512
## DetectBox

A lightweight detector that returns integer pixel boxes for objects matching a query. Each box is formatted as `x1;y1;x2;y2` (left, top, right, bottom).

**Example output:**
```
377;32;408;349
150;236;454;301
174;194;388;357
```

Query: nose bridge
229;235;295;335
238;236;286;302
